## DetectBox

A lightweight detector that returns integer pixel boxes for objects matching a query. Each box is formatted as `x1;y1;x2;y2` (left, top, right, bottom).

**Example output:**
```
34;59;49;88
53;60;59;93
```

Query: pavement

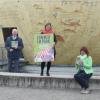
0;87;100;100
0;64;100;76
0;65;100;100
21;65;100;76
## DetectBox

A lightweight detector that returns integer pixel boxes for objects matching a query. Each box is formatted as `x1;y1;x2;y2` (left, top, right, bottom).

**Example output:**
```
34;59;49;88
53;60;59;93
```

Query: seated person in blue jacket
5;29;24;72
74;47;93;94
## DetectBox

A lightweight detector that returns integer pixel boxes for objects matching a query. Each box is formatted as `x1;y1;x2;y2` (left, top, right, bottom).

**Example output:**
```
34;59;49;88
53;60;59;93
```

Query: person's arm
83;56;92;69
5;37;11;51
75;60;79;70
17;38;24;50
54;34;57;44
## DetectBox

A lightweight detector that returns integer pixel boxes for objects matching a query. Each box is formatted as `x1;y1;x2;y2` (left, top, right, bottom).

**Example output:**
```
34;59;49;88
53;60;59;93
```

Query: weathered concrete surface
1;65;100;76
0;72;100;90
0;65;100;90
0;87;100;100
20;65;100;76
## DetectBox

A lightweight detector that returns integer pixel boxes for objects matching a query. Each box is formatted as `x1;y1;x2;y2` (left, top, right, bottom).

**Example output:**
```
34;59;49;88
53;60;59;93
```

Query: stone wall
0;0;100;64
0;72;100;90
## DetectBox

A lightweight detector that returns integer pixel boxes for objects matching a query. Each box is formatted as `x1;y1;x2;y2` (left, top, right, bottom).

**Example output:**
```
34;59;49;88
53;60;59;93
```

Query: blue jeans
8;59;19;73
74;70;92;89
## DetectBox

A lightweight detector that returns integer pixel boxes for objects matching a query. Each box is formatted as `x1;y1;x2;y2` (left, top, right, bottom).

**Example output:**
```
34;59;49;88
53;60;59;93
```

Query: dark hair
80;47;89;56
45;23;52;29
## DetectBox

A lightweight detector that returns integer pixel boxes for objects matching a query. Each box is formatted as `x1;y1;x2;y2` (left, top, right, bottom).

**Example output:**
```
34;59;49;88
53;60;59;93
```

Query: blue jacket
5;36;24;59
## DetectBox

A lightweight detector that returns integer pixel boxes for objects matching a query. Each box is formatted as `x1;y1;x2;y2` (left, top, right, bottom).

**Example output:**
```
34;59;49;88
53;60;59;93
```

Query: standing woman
40;23;57;76
74;47;93;94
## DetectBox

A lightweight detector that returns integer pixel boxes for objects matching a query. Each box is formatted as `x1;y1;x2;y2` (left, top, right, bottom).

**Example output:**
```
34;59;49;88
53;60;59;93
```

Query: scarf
41;28;54;34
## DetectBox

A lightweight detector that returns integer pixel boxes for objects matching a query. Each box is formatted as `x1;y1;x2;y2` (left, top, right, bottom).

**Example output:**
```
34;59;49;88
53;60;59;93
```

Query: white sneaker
80;88;90;94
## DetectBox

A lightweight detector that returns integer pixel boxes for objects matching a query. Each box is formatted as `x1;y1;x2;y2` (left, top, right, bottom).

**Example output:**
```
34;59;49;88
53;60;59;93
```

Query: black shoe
40;72;43;76
46;72;50;76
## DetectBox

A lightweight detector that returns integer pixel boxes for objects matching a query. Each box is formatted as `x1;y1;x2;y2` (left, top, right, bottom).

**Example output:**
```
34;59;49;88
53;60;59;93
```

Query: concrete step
1;65;100;76
20;65;100;76
0;72;100;90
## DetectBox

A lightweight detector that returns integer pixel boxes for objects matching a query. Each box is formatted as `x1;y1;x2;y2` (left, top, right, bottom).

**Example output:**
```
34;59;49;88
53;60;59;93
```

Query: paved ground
1;65;100;76
0;65;100;100
21;65;100;76
0;87;100;100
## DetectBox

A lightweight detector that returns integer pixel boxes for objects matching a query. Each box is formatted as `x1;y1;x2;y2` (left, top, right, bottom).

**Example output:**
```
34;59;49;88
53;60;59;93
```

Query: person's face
80;50;86;56
12;29;18;37
45;25;51;31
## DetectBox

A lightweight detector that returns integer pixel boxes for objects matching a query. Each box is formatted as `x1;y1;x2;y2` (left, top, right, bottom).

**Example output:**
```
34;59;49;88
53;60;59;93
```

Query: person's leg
40;62;45;76
75;72;87;89
81;73;92;89
74;71;85;88
80;73;92;94
14;59;19;73
47;62;51;76
74;70;92;94
8;59;13;72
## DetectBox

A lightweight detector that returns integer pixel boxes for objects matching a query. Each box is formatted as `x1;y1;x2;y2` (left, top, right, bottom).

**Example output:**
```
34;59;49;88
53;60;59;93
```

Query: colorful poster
11;41;18;48
34;34;54;62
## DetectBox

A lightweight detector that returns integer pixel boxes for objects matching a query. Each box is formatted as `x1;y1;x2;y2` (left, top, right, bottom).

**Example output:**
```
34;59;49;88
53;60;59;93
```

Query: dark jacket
5;36;24;59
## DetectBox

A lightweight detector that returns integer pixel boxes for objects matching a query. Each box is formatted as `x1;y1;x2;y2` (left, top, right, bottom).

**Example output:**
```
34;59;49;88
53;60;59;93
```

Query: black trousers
8;58;19;73
74;70;92;89
41;62;51;73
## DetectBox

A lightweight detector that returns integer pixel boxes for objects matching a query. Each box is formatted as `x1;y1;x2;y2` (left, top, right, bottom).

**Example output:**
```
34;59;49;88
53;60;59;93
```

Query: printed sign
11;41;18;48
34;34;54;62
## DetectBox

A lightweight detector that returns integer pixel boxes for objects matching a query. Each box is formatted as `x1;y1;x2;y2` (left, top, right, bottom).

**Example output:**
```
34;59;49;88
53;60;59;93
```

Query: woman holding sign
74;47;93;94
40;23;57;76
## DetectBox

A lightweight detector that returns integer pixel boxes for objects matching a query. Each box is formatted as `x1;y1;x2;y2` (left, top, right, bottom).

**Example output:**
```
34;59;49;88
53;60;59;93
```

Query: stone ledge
0;72;99;90
0;72;99;79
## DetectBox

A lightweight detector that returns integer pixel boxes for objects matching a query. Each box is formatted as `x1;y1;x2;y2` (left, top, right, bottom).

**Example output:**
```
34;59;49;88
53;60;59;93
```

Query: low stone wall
0;72;100;90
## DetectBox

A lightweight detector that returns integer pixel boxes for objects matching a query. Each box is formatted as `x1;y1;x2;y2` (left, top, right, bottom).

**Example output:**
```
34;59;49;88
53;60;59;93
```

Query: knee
74;74;79;80
74;74;77;79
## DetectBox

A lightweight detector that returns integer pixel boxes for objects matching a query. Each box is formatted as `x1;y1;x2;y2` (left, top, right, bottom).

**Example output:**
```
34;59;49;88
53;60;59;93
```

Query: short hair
12;28;17;32
80;47;89;56
45;23;52;29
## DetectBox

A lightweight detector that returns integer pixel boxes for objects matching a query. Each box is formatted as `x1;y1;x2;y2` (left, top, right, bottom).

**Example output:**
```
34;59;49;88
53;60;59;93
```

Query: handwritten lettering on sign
34;34;54;62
